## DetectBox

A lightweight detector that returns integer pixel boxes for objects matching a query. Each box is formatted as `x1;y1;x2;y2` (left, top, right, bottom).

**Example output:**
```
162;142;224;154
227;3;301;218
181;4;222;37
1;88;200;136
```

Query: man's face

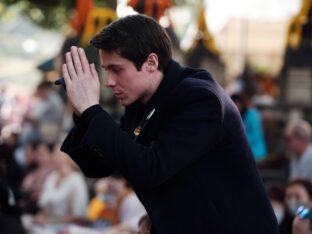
284;133;301;156
99;50;152;106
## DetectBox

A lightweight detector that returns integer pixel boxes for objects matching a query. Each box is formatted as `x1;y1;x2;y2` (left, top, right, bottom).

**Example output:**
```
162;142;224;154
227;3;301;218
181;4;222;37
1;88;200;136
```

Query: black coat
61;60;278;234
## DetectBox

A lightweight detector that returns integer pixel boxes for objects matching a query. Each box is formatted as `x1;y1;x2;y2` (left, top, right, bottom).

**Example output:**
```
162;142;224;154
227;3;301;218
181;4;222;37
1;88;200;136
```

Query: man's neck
141;71;164;104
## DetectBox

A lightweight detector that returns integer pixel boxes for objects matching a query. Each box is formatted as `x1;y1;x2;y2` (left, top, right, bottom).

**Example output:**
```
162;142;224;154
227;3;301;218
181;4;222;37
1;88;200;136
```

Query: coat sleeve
61;110;115;178
67;86;223;189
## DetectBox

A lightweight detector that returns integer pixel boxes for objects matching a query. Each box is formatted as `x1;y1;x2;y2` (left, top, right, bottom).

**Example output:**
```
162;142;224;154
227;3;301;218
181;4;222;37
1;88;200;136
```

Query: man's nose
105;73;116;87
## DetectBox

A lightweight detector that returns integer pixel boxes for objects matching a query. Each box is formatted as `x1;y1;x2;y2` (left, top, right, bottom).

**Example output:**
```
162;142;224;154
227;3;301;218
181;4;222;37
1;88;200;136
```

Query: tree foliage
1;0;74;29
1;0;194;29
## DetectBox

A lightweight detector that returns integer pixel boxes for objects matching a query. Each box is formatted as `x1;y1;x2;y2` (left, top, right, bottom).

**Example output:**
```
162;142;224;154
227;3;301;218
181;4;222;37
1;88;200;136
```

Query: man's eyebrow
102;64;121;69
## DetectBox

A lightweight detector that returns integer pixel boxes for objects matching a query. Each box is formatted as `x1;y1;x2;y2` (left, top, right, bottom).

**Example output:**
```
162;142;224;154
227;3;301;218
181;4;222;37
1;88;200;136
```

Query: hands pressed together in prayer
62;46;100;115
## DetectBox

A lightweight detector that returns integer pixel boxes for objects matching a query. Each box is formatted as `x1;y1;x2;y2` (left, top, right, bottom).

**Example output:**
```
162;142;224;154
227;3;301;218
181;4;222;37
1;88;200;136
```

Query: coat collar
143;59;183;111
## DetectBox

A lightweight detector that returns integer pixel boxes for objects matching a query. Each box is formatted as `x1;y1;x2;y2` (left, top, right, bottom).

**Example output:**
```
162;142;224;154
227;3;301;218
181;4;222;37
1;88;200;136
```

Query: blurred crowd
1;68;312;234
0;79;148;234
1;0;312;233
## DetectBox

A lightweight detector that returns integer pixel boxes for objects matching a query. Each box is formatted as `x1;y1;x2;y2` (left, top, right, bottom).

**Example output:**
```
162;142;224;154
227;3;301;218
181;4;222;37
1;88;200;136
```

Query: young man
60;14;278;233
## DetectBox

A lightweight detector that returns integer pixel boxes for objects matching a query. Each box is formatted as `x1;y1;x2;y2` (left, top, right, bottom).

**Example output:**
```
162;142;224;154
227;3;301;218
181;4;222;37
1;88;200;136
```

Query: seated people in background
0;167;27;234
101;175;146;234
284;120;312;182
0;127;24;204
87;175;146;234
87;178;119;229
21;140;55;214
231;93;268;161
16;130;42;174
267;182;286;227
280;179;312;234
34;148;89;225
17;131;44;213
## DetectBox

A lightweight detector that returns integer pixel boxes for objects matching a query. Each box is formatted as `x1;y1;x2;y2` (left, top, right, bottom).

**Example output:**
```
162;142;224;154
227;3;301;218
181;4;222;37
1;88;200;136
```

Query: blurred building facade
216;17;289;80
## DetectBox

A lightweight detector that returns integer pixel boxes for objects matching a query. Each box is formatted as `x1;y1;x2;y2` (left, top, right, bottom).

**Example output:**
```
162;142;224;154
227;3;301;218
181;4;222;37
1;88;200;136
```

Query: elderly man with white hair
285;119;312;182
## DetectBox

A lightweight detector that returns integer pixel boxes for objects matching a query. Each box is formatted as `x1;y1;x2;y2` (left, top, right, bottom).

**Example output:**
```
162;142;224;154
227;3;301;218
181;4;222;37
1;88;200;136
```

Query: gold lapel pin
134;127;141;137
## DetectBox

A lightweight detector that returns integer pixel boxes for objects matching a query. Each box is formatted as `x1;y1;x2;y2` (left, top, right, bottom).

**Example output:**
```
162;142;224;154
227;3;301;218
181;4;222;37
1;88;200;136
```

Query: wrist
78;102;99;115
81;104;103;125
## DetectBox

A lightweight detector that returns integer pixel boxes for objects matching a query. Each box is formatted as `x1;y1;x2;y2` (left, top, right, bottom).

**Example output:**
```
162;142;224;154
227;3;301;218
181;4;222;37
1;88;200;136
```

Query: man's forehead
99;50;128;68
100;58;125;69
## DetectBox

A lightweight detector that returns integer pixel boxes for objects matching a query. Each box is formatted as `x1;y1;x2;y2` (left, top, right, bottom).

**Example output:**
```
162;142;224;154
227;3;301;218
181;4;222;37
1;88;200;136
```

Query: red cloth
70;0;94;34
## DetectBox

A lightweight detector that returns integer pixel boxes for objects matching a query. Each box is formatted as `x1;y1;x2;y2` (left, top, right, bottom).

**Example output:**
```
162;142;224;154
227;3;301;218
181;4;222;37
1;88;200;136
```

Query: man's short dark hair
90;14;172;71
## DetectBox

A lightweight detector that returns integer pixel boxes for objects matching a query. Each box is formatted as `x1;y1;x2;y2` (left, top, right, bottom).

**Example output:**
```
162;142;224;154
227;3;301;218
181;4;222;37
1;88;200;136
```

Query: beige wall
216;17;289;80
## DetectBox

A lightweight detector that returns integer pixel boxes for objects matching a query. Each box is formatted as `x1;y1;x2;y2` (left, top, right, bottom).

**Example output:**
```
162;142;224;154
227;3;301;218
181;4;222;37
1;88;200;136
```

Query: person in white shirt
285;120;312;183
35;148;89;224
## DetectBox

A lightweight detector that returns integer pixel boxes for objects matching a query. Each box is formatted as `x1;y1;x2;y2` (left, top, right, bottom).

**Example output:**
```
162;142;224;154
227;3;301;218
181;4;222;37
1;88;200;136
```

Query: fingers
90;63;99;80
64;46;94;85
65;52;77;79
62;64;71;88
78;47;91;74
70;46;84;75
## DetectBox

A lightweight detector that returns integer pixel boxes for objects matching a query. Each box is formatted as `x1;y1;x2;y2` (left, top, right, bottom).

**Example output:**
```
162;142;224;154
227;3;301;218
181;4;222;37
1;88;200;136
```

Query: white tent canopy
0;6;64;93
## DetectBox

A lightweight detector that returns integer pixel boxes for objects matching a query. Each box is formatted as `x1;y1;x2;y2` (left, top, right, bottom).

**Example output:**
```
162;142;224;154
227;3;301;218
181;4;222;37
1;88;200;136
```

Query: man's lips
114;92;123;98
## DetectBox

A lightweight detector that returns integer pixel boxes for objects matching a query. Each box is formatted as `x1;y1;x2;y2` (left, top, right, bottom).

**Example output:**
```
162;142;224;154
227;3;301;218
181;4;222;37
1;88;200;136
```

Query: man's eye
113;69;122;74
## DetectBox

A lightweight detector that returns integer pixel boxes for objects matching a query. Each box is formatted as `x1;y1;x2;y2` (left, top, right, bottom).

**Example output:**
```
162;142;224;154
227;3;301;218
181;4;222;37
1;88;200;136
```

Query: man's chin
118;99;132;107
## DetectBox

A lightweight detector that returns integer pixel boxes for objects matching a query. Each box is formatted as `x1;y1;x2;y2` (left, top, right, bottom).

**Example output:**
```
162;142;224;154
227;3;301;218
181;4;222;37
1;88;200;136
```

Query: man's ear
145;53;159;72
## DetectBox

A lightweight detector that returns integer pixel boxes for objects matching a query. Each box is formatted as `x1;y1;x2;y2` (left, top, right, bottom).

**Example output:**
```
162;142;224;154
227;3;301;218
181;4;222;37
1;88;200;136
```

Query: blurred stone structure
185;7;225;87
278;0;312;111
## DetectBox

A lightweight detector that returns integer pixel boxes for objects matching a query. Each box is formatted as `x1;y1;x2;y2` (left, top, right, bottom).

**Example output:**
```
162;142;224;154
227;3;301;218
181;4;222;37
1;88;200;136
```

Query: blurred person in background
21;140;56;214
284;120;312;182
87;177;119;229
101;175;146;234
231;93;268;161
279;179;312;234
87;175;146;234
0;169;27;234
17;130;42;178
0;126;27;234
33;147;88;226
267;182;287;230
23;81;65;144
0;125;24;201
